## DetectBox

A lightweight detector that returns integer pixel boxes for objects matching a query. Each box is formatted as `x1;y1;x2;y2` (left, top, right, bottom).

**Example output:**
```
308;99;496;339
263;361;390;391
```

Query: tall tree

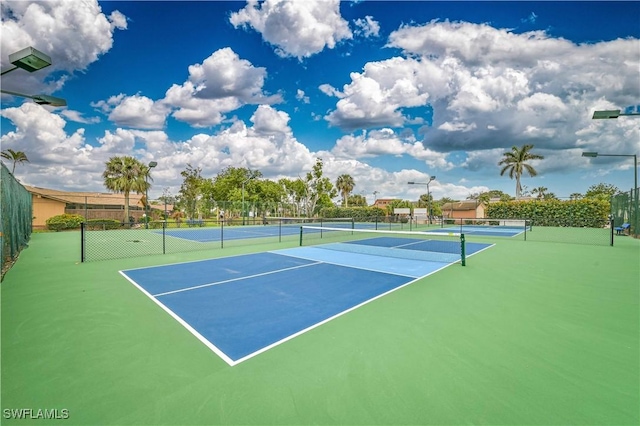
585;183;620;202
336;174;355;207
531;186;548;199
207;166;261;202
279;177;307;217
178;164;205;219
103;156;151;224
302;158;336;216
498;144;544;198
347;194;367;207
1;149;29;174
468;192;491;204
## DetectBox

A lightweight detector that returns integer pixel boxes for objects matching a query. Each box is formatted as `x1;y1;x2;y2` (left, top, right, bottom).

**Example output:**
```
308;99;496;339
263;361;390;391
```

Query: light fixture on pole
592;109;640;119
145;161;157;229
1;46;67;106
408;176;436;225
1;47;52;75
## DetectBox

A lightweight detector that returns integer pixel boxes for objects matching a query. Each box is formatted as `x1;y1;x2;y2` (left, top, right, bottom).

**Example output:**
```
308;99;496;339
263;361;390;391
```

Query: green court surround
1;230;638;425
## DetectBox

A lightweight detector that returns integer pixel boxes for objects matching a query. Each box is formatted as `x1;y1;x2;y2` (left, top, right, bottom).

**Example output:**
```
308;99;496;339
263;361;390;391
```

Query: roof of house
373;198;401;203
25;185;144;206
441;201;485;211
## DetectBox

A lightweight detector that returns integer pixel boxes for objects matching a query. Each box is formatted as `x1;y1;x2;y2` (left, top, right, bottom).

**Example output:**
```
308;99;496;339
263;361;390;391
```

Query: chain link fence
81;210;618;263
81;217;355;262
439;216;613;246
524;216;613;245
1;163;33;280
611;188;639;238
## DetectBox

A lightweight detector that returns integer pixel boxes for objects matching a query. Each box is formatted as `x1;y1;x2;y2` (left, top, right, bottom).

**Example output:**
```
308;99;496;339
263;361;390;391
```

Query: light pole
408;176;436;224
582;152;637;192
1;46;67;106
145;161;157;229
582;152;638;235
162;187;171;222
241;177;252;226
588;107;639;237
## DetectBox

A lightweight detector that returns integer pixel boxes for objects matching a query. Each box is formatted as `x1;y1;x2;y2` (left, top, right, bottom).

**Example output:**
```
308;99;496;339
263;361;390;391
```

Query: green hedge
46;214;85;231
318;207;387;221
85;219;121;230
486;199;610;228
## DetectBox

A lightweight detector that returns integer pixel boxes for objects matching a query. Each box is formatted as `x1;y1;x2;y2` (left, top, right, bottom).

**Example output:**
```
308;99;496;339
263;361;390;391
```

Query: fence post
80;222;85;262
460;233;466;266
610;216;614;246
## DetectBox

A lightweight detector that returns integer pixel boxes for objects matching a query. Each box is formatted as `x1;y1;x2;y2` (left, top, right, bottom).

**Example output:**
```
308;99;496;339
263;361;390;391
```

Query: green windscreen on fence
611;188;639;238
1;162;33;280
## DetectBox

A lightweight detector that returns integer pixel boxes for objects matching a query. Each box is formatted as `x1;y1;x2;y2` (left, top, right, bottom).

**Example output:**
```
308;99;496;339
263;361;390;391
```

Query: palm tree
498;144;544;199
531;186;548;199
569;193;583;201
1;149;29;174
103;156;151;224
335;174;355;207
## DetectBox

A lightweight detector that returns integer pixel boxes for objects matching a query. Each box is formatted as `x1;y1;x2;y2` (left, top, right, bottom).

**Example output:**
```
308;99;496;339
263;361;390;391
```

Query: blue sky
1;0;639;203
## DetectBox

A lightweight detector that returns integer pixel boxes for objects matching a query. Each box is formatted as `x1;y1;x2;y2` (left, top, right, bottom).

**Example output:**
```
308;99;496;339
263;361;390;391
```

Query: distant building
25;186;155;229
441;200;486;219
372;198;401;209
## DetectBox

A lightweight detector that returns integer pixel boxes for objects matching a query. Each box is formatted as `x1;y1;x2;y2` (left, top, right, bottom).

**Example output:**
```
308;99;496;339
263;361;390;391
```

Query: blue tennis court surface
120;237;493;366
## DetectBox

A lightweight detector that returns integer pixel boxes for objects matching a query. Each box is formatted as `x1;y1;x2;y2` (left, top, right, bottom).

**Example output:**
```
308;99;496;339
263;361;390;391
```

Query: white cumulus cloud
230;0;352;60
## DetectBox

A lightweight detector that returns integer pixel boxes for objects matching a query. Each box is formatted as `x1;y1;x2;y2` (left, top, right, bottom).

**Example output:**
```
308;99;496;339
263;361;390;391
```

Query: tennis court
121;234;493;365
2;227;638;425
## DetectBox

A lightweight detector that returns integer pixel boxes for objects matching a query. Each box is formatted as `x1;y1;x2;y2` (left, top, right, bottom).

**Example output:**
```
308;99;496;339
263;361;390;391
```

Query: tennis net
299;226;467;265
264;216;354;228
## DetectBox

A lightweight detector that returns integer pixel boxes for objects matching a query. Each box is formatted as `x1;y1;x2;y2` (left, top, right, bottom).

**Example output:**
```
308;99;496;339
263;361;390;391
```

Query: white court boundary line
119;270;236;366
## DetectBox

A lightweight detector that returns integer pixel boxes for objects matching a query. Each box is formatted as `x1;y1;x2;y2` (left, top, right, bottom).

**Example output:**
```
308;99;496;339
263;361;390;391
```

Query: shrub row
46;216;127;231
46;214;85;231
486;199;610;228
319;206;387;221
